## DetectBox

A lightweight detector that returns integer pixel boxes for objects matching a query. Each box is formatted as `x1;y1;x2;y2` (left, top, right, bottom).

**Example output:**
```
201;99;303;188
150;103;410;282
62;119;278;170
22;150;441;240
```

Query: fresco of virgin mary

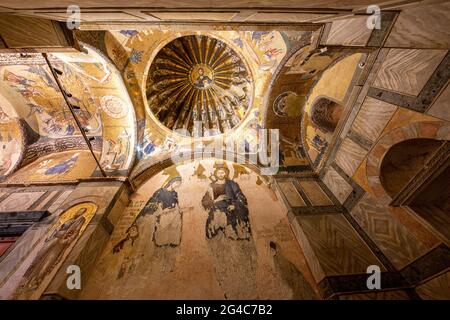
113;176;183;252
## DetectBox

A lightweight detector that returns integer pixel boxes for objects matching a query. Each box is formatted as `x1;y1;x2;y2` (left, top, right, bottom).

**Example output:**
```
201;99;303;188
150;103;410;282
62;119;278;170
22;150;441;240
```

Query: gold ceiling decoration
146;35;253;136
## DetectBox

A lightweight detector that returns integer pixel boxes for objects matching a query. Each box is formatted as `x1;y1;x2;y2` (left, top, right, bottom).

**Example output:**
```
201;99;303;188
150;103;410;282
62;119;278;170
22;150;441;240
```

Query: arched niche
409;163;450;242
309;97;343;133
370;124;450;242
378;138;450;243
262;45;361;172
380;138;443;198
366;121;450;205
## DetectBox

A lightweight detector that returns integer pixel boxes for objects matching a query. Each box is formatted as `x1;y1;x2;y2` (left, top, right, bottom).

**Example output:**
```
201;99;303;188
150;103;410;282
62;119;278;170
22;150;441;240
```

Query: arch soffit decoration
74;32;145;170
300;52;365;171
299;93;346;170
130;153;274;191
77;43;138;174
261;43;310;125
0;43;138;178
262;42;360;169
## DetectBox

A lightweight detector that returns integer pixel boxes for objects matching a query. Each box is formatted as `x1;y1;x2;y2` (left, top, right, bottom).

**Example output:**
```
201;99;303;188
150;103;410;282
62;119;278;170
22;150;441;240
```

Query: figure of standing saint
15;207;88;296
112;176;184;277
201;167;251;240
113;176;183;252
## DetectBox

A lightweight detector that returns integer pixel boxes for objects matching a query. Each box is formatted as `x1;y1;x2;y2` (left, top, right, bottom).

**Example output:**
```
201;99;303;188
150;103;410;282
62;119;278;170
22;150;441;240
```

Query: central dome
146;35;253;136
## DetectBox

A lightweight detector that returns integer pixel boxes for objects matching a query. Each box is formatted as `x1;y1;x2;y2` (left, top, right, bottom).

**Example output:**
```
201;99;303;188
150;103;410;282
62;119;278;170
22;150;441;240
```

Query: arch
55;197;103;218
367;121;450;204
261;43;309;125
130;151;273;190
262;44;360;172
300;53;363;169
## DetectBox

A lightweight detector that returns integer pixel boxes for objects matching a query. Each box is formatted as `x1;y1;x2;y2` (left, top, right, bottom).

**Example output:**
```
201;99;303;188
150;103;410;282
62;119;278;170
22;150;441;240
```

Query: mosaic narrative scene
0;0;449;302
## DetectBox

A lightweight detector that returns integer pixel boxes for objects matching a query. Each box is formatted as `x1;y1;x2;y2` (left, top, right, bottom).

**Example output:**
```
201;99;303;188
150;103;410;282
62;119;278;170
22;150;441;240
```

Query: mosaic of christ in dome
146;35;253;136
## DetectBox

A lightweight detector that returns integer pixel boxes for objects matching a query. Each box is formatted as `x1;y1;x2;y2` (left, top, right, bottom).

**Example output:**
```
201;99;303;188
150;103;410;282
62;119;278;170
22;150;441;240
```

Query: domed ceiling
146;35;253;136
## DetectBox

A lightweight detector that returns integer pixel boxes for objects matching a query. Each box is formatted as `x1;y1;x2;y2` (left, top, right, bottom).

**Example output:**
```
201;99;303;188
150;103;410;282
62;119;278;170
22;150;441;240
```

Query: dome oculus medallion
146;35;253;136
